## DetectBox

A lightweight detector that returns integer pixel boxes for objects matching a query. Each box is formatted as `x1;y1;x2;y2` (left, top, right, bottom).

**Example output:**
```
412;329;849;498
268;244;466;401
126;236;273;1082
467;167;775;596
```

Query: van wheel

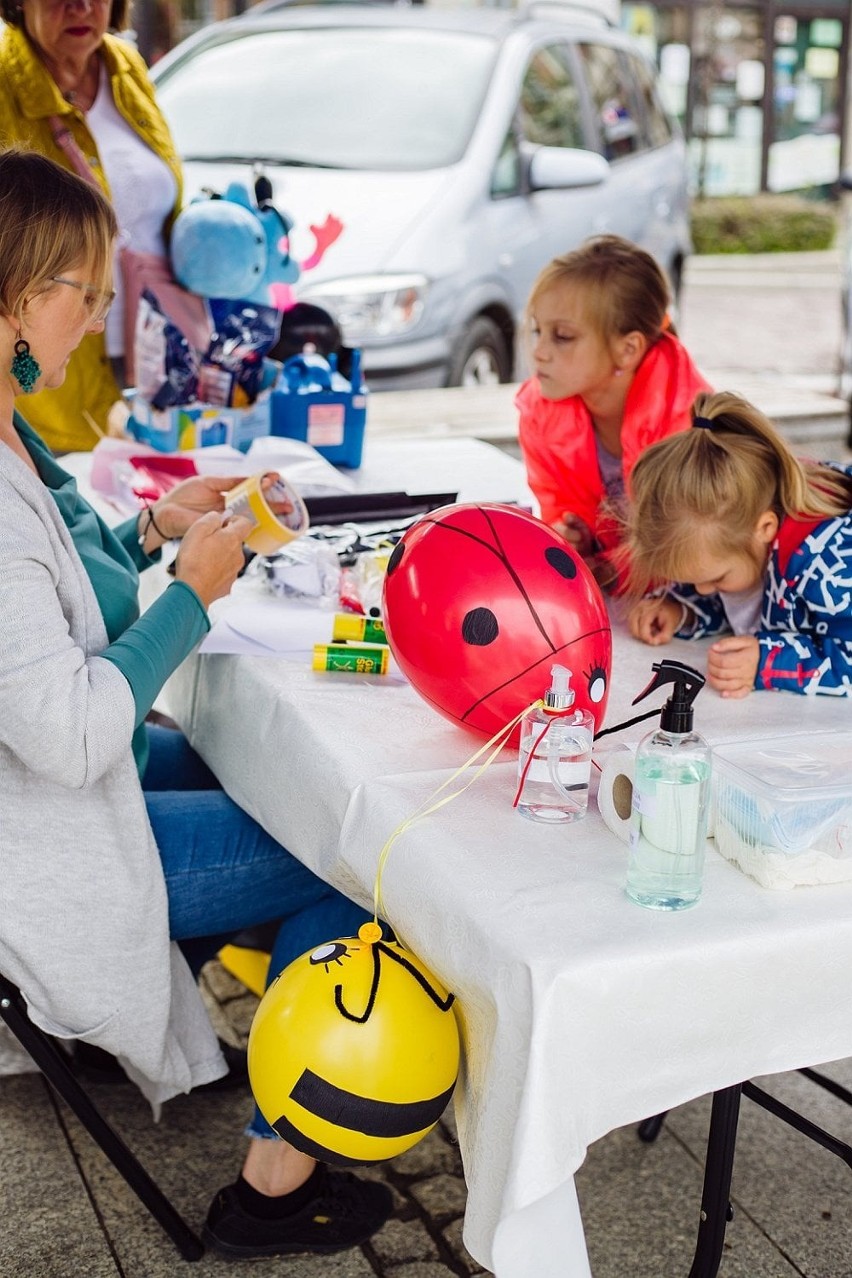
447;317;511;387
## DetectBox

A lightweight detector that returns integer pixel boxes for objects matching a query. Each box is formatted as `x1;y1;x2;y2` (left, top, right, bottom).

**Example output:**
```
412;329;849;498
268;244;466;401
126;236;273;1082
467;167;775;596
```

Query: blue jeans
143;724;370;1137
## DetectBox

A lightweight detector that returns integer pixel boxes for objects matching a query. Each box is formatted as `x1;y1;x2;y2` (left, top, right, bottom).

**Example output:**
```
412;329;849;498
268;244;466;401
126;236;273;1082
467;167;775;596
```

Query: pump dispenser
625;660;712;910
515;665;594;824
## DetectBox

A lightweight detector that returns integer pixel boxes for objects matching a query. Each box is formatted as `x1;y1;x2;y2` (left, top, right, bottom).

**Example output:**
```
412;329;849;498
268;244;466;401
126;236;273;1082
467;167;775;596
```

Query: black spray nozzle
632;659;705;733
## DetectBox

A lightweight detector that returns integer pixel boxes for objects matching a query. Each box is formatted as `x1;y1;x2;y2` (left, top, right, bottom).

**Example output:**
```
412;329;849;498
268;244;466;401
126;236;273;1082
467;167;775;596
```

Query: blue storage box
128;393;272;453
270;388;367;468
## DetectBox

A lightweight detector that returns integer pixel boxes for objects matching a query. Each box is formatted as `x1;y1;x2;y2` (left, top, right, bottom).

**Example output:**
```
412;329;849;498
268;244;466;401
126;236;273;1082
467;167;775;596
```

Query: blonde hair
526;234;672;348
0;149;118;326
625;391;852;593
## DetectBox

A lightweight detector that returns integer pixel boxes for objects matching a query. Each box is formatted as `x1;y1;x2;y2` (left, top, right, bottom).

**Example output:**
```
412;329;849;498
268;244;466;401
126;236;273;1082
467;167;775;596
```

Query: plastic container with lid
712;731;852;889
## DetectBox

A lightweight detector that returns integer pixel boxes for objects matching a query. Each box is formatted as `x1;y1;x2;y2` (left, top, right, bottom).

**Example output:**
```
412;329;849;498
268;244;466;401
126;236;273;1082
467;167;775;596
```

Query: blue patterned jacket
669;465;852;696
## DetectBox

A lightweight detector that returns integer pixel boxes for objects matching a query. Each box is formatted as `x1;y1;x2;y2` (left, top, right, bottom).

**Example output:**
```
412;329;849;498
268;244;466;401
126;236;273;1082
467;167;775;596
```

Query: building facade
621;0;849;196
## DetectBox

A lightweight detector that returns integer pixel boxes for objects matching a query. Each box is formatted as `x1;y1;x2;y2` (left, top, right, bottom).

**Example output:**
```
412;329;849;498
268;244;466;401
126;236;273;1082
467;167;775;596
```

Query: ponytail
624;390;852;593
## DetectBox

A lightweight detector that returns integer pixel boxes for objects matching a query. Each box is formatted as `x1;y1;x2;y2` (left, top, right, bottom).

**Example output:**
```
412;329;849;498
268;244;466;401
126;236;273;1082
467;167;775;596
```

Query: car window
491;129;522;198
156;28;497;171
625;51;673;149
519;44;585;150
578;42;641;161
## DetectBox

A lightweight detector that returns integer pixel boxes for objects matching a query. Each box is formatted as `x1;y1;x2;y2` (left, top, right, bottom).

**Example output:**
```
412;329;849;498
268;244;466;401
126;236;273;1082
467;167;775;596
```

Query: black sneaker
202;1169;394;1258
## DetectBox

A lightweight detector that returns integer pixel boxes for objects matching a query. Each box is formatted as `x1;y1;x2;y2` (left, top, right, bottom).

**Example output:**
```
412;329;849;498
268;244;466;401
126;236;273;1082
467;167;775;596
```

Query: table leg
687;1084;743;1278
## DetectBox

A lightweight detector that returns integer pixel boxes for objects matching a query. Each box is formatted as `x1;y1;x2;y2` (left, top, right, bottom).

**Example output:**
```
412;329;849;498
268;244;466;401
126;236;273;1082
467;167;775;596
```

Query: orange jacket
516;333;712;541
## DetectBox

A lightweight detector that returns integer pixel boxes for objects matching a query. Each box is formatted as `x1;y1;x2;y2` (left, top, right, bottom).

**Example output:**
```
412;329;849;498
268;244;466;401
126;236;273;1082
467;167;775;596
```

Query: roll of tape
596;746;636;845
596;744;715;844
224;474;309;555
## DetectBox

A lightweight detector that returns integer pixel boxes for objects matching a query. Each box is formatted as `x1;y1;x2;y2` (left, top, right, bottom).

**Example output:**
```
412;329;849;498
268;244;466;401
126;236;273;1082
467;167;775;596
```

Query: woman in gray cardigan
0;149;392;1259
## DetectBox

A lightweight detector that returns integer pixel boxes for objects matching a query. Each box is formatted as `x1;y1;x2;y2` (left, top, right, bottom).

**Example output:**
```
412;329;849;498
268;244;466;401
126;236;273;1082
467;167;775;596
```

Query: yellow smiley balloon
247;925;460;1165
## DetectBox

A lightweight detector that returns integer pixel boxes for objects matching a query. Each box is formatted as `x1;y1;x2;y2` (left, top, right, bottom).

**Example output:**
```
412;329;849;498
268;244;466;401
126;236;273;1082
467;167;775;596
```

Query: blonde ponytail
624;390;852;593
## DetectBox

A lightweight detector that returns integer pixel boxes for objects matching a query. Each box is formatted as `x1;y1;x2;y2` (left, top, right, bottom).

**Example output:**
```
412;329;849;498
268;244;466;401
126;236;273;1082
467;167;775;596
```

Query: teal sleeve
101;581;210;727
114;514;163;573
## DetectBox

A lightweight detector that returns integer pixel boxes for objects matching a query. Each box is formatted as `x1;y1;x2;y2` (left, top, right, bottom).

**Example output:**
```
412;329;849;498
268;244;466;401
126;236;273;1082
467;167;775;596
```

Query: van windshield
157;28;497;171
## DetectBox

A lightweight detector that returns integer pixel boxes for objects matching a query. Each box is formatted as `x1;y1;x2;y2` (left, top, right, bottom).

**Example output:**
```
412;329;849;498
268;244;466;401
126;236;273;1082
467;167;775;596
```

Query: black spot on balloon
387;543;405;575
461;607;499;646
545;546;577;579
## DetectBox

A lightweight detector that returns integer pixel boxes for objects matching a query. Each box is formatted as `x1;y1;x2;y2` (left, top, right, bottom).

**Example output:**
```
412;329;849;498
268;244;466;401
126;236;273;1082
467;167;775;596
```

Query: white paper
200;597;335;655
246;436;357;497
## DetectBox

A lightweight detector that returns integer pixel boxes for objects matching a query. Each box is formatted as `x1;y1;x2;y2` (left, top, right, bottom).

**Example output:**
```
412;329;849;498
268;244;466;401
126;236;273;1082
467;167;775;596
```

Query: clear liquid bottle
516;665;594;824
625;660;711;910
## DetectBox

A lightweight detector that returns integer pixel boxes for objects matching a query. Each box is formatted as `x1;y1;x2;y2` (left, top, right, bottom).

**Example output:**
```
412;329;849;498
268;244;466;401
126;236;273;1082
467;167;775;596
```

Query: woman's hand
707;635;760;698
172;511;254;610
628;596;686;645
139;473;283;552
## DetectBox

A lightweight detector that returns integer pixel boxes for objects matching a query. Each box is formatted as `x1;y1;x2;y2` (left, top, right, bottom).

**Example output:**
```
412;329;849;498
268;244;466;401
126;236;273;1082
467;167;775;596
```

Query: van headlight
299;274;428;342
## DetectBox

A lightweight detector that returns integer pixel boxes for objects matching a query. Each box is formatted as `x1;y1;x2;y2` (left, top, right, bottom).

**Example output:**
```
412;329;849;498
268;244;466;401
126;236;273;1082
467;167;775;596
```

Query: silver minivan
153;4;692;390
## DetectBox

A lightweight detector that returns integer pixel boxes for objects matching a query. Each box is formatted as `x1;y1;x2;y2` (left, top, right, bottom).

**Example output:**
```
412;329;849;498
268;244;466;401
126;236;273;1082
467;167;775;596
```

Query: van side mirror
527;146;609;192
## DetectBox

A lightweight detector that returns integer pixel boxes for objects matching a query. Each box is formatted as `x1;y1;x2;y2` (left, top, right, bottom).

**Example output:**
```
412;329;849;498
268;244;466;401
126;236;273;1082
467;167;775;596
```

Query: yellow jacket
0;26;183;452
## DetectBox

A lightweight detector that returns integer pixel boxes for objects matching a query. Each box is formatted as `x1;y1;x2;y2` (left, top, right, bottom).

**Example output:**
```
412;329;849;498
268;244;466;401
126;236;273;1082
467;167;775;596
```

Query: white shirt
86;63;178;356
720;579;765;634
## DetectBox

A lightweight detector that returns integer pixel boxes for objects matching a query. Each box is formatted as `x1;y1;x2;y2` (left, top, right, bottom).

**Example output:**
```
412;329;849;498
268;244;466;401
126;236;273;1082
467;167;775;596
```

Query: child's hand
628;596;685;645
552;511;595;557
707;635;760;698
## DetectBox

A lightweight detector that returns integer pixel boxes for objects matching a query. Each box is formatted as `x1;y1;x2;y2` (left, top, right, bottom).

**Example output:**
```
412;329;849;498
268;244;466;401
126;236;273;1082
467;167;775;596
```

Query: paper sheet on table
200;597;332;655
199;596;408;682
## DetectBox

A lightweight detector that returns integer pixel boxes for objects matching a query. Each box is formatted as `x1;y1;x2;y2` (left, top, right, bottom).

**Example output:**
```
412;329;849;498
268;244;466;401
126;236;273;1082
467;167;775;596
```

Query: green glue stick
313;643;389;675
332;614;388;646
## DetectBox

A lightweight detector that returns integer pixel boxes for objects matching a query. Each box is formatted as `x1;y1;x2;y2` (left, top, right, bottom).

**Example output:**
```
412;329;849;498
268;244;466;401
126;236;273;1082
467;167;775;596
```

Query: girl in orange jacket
516;234;711;590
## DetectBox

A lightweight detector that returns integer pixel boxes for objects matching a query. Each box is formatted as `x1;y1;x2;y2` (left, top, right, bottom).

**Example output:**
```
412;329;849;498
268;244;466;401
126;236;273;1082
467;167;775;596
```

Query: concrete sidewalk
4;962;852;1278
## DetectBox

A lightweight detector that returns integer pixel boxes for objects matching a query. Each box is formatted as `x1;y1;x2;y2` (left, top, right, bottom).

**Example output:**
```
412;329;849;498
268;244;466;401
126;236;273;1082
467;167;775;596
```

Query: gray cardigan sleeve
0;494;136;788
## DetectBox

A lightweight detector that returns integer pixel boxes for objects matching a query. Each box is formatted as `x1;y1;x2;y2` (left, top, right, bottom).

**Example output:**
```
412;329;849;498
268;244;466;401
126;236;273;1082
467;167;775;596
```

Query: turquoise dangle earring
11;336;41;394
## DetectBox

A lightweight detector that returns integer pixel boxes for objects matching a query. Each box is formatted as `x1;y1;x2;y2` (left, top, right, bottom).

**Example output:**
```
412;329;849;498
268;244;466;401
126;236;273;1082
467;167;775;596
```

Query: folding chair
637;1068;852;1278
0;971;203;1262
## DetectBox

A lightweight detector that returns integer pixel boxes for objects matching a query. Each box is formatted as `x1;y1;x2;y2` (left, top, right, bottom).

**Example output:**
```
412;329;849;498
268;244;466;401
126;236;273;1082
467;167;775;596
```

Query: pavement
3;251;852;1278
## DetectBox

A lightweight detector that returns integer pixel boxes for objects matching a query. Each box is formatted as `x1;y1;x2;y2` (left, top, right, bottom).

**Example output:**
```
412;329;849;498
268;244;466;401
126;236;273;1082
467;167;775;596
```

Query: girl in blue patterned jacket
624;391;852;698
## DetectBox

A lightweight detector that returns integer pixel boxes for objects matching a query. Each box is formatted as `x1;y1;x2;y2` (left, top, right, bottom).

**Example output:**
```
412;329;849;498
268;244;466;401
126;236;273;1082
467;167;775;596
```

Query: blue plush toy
170;180;343;308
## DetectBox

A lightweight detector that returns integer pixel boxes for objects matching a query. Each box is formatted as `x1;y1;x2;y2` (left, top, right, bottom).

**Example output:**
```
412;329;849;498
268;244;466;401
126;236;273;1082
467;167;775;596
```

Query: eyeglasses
50;276;116;323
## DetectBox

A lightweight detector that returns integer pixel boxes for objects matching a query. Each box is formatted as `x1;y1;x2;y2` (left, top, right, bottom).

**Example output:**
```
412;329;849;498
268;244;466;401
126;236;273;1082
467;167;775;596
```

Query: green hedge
691;195;838;254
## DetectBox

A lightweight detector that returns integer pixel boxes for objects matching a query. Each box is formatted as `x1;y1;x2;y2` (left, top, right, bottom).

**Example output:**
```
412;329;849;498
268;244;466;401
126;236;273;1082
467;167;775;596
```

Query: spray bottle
515;665;594;824
625;659;711;911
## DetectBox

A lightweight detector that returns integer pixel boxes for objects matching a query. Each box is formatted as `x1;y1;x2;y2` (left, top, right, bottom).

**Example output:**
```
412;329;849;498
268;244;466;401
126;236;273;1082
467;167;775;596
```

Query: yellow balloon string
372;699;542;922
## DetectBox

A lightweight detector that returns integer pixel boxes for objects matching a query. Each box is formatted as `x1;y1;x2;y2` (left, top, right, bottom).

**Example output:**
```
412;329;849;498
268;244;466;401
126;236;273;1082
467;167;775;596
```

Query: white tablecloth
69;437;852;1276
164;617;851;1276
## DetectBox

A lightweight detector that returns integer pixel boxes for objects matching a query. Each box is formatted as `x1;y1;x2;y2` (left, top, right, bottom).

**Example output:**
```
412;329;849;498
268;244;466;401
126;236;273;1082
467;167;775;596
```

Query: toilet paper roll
224;473;309;555
596;745;715;844
596;747;636;844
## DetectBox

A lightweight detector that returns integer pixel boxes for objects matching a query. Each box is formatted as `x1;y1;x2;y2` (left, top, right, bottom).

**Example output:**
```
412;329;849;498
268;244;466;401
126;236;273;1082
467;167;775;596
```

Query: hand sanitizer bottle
515;665;594;823
625;659;711;910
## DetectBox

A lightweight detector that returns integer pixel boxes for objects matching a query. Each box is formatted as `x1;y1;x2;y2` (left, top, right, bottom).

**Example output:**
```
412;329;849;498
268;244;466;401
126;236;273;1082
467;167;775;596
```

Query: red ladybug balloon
383;503;611;738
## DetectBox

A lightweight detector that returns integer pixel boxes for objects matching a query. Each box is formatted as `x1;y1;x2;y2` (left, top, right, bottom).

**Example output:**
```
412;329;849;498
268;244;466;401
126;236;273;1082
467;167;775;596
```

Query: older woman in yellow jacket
0;0;182;452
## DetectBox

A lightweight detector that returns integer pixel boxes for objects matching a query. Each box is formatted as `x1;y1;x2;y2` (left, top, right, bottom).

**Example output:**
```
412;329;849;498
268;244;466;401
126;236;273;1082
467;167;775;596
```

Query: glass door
769;13;844;193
